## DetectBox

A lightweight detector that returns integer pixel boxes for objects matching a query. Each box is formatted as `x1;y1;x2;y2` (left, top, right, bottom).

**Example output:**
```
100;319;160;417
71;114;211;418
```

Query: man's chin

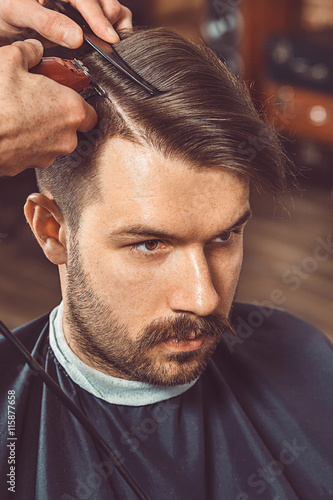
139;362;209;387
121;343;218;387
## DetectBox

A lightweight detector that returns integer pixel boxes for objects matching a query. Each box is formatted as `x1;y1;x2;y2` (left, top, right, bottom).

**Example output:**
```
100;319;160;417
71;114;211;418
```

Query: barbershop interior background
0;0;332;339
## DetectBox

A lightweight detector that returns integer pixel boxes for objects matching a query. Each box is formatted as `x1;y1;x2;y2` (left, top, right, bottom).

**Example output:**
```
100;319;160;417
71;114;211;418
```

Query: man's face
62;138;251;386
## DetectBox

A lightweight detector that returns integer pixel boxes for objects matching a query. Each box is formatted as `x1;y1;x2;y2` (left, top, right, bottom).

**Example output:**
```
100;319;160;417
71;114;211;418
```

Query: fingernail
107;26;119;43
63;28;82;48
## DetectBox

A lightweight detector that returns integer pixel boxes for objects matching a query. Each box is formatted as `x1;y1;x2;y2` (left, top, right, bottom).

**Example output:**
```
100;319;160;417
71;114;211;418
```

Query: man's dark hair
36;27;292;230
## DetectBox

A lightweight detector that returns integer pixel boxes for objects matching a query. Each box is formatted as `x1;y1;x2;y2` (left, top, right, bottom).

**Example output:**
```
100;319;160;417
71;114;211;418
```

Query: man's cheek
213;250;243;307
213;245;243;281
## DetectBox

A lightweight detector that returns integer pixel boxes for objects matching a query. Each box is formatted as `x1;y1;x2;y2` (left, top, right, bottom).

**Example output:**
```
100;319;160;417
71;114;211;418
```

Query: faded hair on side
36;27;292;231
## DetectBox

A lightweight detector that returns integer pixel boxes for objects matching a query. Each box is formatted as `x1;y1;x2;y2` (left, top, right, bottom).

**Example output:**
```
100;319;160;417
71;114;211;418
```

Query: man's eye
132;240;161;253
212;231;233;243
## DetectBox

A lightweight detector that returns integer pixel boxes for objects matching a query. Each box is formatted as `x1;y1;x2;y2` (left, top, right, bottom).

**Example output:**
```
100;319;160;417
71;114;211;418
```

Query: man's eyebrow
108;208;252;241
228;208;252;232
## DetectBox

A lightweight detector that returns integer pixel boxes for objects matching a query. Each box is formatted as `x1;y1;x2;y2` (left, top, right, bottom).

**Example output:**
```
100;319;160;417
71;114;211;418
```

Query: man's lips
163;333;206;352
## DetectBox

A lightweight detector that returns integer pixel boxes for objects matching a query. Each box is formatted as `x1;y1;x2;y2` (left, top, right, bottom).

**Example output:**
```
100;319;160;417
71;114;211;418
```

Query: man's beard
65;239;236;386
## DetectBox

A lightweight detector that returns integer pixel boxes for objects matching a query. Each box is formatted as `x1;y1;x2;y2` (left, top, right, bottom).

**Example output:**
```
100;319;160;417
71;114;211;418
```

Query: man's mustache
137;313;235;349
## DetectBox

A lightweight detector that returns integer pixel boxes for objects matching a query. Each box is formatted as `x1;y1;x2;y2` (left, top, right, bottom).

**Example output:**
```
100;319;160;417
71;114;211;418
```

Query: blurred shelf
264;80;333;144
240;0;333;147
241;0;302;86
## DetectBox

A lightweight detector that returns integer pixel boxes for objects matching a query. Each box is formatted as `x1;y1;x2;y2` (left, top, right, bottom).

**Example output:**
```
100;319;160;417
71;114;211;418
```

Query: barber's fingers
9;39;44;70
68;0;132;43
2;0;83;47
1;0;132;48
111;5;132;33
8;39;98;132
27;4;83;47
97;1;132;34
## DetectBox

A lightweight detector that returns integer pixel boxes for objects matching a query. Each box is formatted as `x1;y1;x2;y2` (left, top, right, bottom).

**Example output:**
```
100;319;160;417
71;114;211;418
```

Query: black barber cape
0;303;332;500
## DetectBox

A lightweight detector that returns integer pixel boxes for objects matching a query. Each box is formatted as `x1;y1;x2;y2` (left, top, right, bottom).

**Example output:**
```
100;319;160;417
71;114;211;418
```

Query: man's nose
167;248;220;317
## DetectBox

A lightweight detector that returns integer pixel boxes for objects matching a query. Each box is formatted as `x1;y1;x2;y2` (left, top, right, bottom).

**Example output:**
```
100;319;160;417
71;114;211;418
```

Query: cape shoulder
0;314;49;387
230;302;332;351
222;302;333;386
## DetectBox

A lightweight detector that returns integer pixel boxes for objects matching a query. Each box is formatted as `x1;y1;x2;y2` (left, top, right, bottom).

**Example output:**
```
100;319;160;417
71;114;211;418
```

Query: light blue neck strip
49;303;198;407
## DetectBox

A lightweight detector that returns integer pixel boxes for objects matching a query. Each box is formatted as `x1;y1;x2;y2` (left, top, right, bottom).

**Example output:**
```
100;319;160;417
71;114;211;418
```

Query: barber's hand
0;39;98;177
0;0;132;47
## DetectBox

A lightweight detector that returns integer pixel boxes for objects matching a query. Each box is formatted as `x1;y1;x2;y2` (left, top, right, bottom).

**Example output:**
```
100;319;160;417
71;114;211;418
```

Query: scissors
31;0;160;97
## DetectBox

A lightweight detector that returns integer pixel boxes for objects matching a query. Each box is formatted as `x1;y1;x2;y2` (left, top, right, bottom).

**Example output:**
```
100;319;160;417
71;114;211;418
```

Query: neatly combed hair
36;27;292;230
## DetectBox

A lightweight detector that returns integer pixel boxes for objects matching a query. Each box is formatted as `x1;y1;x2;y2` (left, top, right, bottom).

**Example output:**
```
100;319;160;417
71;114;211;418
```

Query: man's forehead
97;137;249;197
92;137;250;234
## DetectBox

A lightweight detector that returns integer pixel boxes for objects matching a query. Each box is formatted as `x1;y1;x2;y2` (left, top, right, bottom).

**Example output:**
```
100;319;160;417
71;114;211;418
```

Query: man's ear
24;193;68;265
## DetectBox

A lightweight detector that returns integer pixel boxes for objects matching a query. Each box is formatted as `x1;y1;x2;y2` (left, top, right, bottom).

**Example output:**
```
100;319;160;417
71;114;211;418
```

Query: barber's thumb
12;39;44;70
